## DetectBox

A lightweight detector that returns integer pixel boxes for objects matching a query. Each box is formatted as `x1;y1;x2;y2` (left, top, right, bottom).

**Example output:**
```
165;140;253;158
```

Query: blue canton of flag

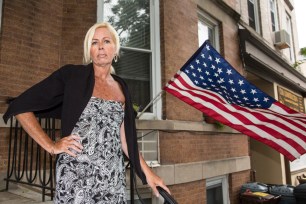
165;40;306;161
184;43;275;109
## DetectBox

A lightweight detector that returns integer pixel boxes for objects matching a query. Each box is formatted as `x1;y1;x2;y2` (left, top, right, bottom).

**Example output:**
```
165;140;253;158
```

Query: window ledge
136;119;238;133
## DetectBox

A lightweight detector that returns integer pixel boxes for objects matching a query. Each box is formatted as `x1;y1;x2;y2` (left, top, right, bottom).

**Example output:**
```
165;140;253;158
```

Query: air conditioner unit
274;29;291;49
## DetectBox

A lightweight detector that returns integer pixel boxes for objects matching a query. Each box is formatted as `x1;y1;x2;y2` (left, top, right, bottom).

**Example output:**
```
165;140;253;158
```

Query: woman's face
90;27;116;67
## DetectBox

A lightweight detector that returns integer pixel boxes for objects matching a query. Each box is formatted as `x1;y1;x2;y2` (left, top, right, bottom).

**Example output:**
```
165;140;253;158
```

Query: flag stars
203;63;207;67
253;98;259;102
194;80;199;84
226;69;232;75
240;89;246;94
218;78;224;84
215;58;221;64
229;79;234;84
238;80;244;86
251;89;257;94
200;75;204;80
211;64;216;69
214;73;219;77
263;97;269;102
201;53;205;58
206;45;210;50
208;55;213;61
186;70;190;74
197;68;202;72
196;59;200;64
243;97;249;101
192;72;196;77
217;68;223;74
205;71;210;75
190;65;194;69
231;88;236;92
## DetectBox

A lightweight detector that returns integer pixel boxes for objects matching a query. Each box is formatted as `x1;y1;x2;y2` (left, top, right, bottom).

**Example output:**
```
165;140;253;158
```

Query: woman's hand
52;135;83;157
145;168;170;197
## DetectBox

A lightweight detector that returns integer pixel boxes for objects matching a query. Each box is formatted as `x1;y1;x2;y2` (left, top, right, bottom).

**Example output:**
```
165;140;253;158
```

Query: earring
114;55;118;63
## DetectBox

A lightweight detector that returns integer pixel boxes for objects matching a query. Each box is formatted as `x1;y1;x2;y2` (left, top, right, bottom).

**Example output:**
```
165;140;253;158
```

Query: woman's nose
98;42;104;50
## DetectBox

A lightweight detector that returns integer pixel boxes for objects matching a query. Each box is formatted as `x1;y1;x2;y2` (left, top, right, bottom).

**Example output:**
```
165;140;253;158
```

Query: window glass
103;0;150;49
99;0;155;113
270;0;278;32
206;176;229;204
286;13;295;62
247;0;260;32
198;11;219;49
207;183;223;204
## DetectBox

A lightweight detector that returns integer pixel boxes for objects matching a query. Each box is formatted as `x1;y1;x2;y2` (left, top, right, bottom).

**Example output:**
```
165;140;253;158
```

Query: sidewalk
0;184;53;204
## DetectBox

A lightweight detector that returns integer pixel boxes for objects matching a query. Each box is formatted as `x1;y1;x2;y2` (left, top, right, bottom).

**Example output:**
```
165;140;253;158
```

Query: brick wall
160;0;203;122
229;170;251;204
169;180;206;204
60;0;96;65
0;0;63;113
0;0;97;112
160;131;249;164
0;128;9;173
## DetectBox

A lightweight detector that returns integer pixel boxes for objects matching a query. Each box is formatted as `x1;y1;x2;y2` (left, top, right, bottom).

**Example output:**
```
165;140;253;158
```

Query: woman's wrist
49;141;56;157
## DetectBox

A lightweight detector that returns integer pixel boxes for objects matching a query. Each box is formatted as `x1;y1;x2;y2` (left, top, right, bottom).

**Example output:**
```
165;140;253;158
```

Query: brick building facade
0;0;304;203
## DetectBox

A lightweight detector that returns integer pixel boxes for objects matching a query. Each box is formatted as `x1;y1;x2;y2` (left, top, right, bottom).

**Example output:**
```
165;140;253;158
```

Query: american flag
164;40;306;161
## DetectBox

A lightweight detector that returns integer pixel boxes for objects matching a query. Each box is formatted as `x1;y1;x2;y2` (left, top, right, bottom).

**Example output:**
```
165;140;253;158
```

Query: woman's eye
91;41;98;45
104;40;110;44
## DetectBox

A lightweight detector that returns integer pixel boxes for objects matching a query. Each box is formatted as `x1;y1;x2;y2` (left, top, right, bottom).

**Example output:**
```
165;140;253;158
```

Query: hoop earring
114;55;118;63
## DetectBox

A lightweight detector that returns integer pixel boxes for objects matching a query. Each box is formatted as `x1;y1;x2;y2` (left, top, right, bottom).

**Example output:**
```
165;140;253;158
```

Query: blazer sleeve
2;66;67;123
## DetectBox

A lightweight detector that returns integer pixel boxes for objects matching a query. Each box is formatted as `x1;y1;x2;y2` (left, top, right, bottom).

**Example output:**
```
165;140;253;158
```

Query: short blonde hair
83;22;120;73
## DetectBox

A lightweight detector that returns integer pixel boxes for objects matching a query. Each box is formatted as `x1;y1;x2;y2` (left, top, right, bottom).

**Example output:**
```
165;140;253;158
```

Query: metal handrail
5;117;56;202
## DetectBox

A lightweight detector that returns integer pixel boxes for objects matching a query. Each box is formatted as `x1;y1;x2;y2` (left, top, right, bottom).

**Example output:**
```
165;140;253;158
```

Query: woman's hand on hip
52;135;83;157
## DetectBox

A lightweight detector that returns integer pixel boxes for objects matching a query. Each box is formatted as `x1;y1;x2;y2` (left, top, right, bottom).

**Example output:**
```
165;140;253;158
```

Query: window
137;130;159;164
248;0;260;32
97;0;161;119
286;12;295;62
269;0;278;32
198;10;220;50
206;176;229;204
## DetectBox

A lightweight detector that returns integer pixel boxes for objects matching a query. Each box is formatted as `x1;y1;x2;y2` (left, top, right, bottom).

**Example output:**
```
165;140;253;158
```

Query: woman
3;22;169;203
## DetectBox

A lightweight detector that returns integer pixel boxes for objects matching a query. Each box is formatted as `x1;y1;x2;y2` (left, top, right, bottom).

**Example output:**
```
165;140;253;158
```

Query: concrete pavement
0;184;53;204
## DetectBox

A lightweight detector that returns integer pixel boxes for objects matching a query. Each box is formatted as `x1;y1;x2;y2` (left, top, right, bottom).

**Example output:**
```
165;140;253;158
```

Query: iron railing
5;117;56;201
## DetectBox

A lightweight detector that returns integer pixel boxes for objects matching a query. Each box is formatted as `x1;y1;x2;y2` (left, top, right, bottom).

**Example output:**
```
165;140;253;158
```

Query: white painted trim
96;0;103;23
206;175;230;204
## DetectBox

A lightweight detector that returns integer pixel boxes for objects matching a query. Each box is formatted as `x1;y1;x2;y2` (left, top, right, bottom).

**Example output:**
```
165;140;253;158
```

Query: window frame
248;0;261;33
285;12;295;62
269;0;278;32
198;10;220;51
206;175;229;204
97;0;162;120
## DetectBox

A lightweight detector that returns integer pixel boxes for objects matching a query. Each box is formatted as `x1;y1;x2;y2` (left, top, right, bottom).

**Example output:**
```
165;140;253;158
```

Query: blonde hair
83;22;120;73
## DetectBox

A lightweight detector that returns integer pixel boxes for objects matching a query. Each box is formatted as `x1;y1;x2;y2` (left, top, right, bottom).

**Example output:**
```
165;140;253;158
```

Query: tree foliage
104;0;150;49
300;47;306;57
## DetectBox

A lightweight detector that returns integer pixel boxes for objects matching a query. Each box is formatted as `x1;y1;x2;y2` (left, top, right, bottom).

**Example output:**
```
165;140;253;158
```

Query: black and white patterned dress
54;97;126;204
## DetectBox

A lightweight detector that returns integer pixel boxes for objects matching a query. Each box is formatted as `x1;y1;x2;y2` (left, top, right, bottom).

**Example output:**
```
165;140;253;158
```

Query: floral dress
54;97;126;204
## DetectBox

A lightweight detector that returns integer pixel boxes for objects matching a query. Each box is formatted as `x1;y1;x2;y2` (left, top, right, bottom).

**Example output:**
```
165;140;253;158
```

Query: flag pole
136;90;164;119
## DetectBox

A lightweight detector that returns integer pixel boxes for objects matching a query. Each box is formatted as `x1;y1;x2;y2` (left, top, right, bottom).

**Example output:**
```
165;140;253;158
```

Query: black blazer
3;63;147;184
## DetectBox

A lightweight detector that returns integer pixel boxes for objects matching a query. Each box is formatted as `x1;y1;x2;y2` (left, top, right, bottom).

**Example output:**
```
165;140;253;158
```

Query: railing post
130;163;134;204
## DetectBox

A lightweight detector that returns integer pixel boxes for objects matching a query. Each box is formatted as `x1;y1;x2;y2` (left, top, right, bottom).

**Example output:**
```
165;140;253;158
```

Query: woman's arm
16;112;83;157
120;121;170;197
